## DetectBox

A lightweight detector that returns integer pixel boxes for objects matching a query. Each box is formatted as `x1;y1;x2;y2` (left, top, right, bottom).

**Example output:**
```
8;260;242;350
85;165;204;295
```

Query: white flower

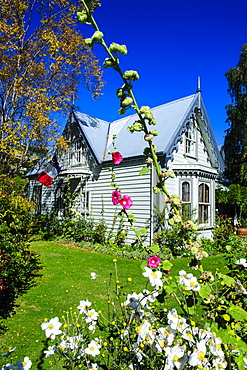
142;267;163;289
188;340;207;367
77;299;92;313
212;357;228;369
90;272;97;280
41;317;62;339
236;258;247;267
43;345;56;358
182;328;195;344
136;320;151;344
209;336;224;358
84;309;99;323
164;344;186;370
179;270;200;291
89;363;99;370
167;308;179;330
234;279;247;294
85;339;101;357
157;326;176;347
15;357;32;370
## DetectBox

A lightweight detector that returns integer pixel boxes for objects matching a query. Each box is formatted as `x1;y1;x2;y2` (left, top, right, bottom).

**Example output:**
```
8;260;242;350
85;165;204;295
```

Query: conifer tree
224;44;247;185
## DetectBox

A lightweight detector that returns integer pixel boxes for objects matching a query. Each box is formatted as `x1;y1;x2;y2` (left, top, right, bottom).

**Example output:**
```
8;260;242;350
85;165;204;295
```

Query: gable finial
197;76;202;93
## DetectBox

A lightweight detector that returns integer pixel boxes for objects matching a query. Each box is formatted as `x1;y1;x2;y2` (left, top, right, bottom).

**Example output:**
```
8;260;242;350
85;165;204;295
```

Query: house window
185;120;197;157
70;138;84;166
198;183;210;224
32;185;42;214
181;181;191;217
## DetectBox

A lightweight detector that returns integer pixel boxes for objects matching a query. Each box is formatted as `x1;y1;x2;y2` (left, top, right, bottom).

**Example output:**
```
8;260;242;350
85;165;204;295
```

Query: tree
0;0;104;175
223;44;247;185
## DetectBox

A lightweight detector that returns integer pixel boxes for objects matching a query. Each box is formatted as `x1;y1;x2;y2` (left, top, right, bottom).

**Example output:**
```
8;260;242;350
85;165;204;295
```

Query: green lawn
0;241;227;369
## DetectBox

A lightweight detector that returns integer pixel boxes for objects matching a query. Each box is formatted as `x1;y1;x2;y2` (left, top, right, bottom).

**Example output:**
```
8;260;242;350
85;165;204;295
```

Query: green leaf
162;260;173;271
139;166;150;176
227;305;247;322
218;273;235;287
198;283;211;299
149;244;160;254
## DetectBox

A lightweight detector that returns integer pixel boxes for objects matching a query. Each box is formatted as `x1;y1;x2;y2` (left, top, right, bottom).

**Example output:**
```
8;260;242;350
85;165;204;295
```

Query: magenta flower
112;152;123;165
147;255;161;268
119;194;133;209
112;190;122;205
164;270;171;274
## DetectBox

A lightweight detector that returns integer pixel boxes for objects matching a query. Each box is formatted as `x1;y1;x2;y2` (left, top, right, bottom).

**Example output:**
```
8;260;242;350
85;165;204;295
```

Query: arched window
71;138;85;166
182;181;191;217
198;183;209;224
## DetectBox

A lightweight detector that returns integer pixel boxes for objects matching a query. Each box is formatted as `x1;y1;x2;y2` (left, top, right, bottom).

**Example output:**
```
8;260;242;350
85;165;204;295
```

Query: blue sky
76;0;247;146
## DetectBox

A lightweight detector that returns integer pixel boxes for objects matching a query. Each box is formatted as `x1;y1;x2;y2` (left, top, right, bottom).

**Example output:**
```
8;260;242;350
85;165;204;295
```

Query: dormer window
185;119;197;158
71;138;84;166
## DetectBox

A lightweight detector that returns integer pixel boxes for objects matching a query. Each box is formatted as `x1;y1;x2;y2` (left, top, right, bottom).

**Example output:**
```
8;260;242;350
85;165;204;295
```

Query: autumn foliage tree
0;0;104;175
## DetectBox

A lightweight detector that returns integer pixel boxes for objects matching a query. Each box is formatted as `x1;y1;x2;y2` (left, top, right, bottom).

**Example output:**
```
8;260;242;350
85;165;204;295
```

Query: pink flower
112;190;122;205
112;152;123;165
119;195;133;209
164;270;171;274
147;255;161;268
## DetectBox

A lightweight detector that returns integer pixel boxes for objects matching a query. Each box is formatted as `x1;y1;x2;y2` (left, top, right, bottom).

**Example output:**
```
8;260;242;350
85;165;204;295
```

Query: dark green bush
0;175;41;322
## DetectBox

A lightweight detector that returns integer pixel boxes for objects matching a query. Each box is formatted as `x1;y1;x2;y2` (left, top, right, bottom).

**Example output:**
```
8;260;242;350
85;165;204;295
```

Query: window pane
182;181;190;202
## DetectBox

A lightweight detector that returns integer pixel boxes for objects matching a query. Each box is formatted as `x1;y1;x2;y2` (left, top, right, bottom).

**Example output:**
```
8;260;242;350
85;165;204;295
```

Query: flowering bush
32;253;247;370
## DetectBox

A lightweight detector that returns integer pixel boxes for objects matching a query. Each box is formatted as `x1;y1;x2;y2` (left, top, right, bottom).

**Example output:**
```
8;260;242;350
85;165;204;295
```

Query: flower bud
149;130;158;136
84;38;93;47
123;70;139;81
109;42;128;55
143;147;150;155
121;97;133;107
146;157;153;164
92;31;104;41
118;107;126;115
103;58;114;68
144;134;154;141
77;12;88;23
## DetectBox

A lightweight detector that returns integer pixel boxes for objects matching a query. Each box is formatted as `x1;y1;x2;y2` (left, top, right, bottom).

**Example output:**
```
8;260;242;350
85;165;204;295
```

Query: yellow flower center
151;272;157;278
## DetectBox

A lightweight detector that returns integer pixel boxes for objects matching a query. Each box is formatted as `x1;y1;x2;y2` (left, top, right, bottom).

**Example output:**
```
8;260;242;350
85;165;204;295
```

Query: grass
0;241;227;369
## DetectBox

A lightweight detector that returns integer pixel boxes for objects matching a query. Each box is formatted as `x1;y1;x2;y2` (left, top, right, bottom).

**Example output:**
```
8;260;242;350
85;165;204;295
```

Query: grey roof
27;92;224;177
73;111;109;163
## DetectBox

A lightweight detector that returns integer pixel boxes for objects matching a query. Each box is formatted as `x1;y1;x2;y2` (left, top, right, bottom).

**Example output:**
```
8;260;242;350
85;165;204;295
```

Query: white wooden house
26;90;224;242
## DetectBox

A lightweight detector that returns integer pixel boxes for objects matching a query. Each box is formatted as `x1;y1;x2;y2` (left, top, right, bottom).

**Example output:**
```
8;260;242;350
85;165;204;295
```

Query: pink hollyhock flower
147;255;161;268
119;194;133;209
112;152;123;165
112;190;122;205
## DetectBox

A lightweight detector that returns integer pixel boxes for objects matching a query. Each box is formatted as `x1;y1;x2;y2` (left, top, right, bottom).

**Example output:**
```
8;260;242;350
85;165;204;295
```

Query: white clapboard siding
87;161;152;243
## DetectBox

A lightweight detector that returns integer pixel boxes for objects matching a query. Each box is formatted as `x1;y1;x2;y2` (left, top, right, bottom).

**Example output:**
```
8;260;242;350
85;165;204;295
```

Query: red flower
147;255;161;268
112;190;122;205
112;152;123;165
119;195;133;210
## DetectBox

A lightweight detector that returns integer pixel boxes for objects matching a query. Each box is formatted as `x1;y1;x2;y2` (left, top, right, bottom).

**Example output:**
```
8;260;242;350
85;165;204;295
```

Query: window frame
184;118;197;158
198;182;210;225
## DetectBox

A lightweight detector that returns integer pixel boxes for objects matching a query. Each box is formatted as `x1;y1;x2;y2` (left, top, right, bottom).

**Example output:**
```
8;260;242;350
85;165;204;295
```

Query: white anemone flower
44;345;56;357
167;308;179;330
157;326;176;347
15;357;32;370
41;317;62;339
209;336;224;358
184;275;201;291
164;344;186;370
136;320;151;344
84;309;99;323
188;340;207;367
236;258;247;267
142;267;163;289
90;272;97;280
85;339;101;357
89;363;99;370
77;299;92;313
212;357;228;369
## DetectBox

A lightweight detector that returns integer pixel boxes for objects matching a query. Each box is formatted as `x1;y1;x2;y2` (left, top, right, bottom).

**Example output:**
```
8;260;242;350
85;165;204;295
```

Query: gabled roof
73;92;224;172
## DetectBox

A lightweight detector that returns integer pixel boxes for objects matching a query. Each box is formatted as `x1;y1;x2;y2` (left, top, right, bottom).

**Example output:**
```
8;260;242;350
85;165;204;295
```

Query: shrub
0;175;41;322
